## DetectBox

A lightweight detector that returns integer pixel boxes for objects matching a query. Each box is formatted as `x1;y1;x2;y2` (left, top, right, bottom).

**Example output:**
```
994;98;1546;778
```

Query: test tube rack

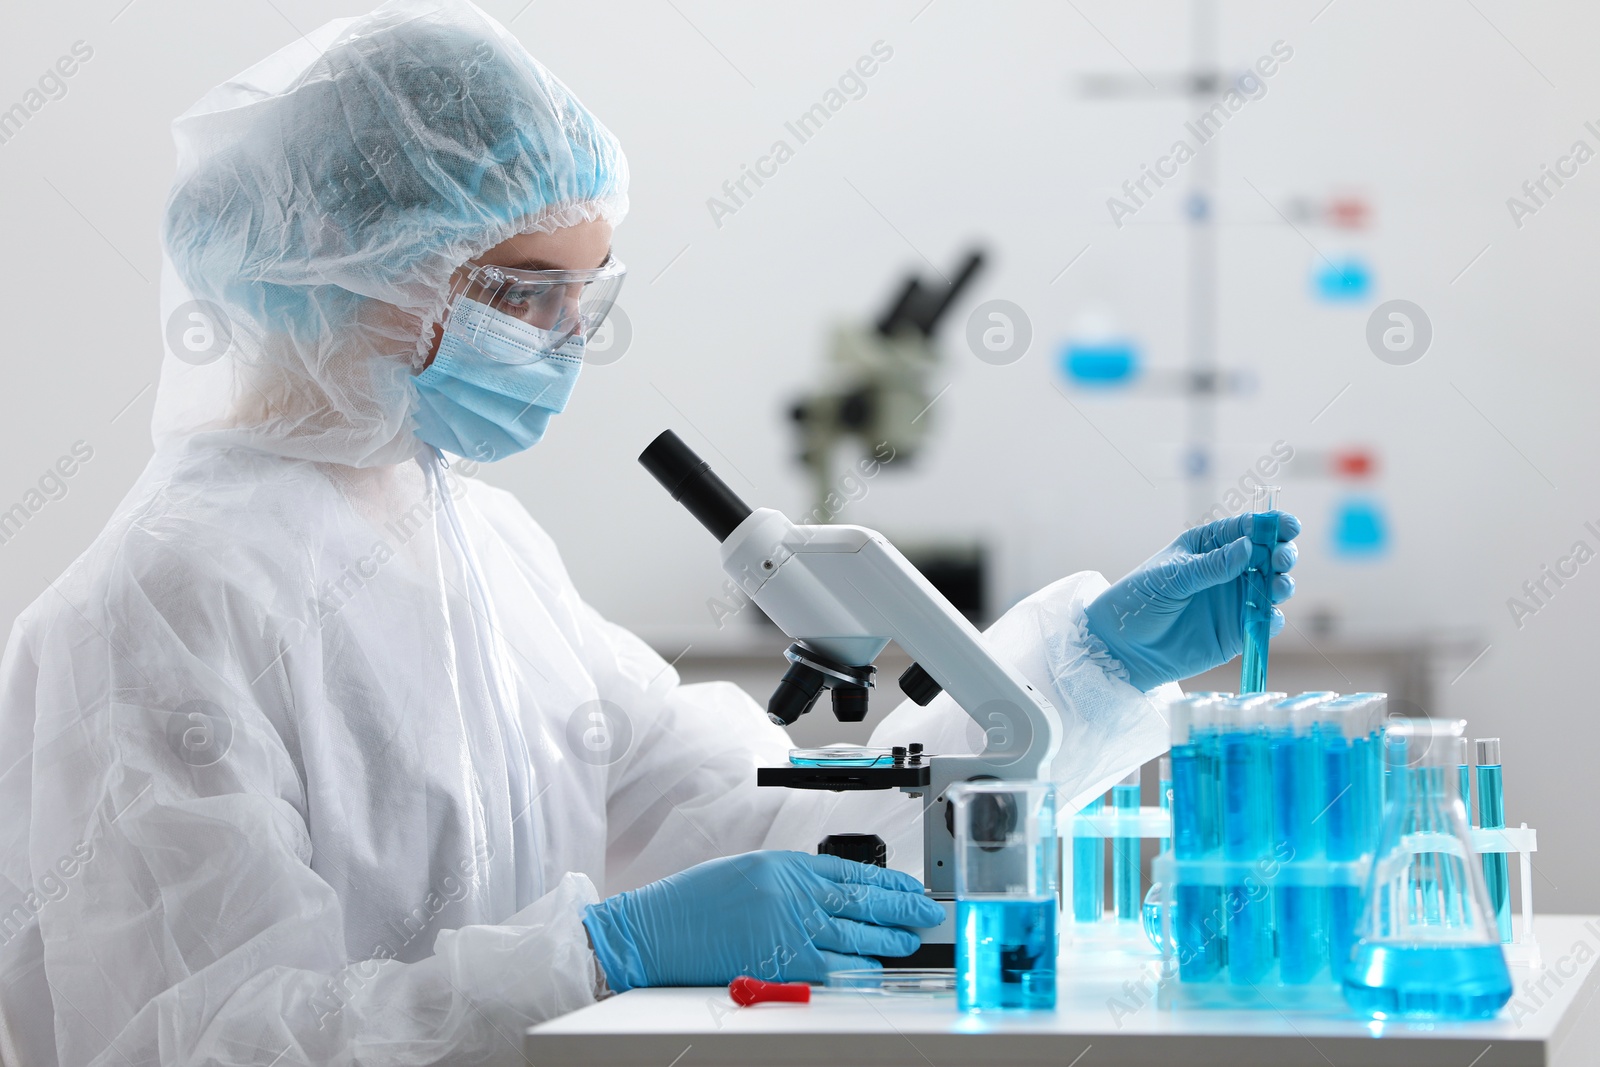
1147;690;1540;1011
1472;823;1540;964
1065;805;1172;945
1147;822;1540;1008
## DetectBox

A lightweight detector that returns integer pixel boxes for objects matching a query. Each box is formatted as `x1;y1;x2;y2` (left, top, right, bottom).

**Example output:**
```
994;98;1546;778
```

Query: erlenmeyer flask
1342;718;1512;1019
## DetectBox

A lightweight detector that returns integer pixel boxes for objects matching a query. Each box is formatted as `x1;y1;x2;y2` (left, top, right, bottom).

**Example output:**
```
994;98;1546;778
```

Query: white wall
2;0;1596;908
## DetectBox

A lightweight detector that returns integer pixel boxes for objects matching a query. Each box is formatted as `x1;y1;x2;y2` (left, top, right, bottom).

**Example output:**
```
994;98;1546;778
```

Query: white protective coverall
0;1;1172;1063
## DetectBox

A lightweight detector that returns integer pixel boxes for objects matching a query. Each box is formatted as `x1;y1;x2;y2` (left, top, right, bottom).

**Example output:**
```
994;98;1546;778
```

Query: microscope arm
720;509;1060;782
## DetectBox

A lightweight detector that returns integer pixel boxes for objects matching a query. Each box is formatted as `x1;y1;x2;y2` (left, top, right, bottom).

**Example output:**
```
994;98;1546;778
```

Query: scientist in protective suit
0;1;1297;1063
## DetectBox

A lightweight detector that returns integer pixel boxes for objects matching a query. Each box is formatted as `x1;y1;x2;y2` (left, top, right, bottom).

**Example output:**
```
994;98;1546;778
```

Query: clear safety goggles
441;256;627;364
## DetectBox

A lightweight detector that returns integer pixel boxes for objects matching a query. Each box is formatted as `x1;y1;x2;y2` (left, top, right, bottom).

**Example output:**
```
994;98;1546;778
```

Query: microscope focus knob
898;662;943;706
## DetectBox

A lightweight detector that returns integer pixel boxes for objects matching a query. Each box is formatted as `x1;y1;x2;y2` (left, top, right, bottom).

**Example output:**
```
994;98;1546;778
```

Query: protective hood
157;0;629;467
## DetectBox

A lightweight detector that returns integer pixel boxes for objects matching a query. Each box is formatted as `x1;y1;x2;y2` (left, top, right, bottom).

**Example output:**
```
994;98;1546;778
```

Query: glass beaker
951;780;1058;1011
1341;718;1513;1020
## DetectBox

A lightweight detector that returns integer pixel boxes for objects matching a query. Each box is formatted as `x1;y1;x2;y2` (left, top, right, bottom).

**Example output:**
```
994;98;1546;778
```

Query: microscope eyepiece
639;430;753;542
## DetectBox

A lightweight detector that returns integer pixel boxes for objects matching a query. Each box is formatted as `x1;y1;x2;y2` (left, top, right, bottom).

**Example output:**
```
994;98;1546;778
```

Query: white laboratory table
526;915;1600;1066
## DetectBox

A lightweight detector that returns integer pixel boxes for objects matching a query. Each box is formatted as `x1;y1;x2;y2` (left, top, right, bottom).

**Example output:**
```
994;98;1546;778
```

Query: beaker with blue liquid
1341;718;1513;1020
952;780;1059;1011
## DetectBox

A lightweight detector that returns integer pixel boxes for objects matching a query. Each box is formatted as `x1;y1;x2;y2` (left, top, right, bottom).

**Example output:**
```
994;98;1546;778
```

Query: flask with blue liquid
1341;718;1512;1020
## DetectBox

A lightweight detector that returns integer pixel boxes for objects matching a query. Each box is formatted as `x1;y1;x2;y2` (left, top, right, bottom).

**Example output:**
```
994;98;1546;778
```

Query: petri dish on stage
824;969;956;997
788;747;895;768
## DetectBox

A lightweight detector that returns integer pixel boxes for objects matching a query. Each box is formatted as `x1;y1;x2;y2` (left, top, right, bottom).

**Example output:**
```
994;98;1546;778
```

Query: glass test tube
1476;738;1512;943
1170;696;1224;981
1239;485;1281;694
1456;737;1473;826
1360;695;1390;855
1320;701;1361;975
1222;694;1281;984
1073;793;1106;922
1113;767;1142;921
1274;693;1336;983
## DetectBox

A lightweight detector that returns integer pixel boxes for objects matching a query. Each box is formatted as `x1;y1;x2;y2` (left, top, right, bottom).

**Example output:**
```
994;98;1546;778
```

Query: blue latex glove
582;851;945;991
1084;512;1300;691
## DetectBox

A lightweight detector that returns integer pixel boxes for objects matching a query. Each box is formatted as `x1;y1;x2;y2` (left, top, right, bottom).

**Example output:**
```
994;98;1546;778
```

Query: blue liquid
1342;943;1512;1020
1073;795;1105;922
1278;885;1324;984
1477;764;1512;943
1239;511;1280;694
1322;734;1359;972
1271;728;1324;983
1171;738;1223;981
789;755;892;767
1113;783;1141;920
957;898;1057;1011
1222;727;1272;984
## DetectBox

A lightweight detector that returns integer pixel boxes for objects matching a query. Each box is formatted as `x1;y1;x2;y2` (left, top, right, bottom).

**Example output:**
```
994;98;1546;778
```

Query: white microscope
641;430;1063;965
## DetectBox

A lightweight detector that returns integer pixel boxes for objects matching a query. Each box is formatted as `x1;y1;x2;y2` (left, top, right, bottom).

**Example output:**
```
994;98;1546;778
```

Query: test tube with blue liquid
1317;699;1364;976
1169;696;1224;980
1274;693;1336;983
1475;738;1512;943
1239;485;1281;694
1221;693;1282;984
1113;767;1142;921
1354;695;1390;856
1073;792;1105;922
953;781;1058;1011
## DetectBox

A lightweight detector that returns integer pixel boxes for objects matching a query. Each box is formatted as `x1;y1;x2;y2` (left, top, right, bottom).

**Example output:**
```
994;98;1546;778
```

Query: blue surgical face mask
411;299;585;461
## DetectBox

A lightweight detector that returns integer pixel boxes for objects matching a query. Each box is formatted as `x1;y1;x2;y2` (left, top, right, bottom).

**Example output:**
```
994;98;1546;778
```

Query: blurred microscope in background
788;249;990;623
